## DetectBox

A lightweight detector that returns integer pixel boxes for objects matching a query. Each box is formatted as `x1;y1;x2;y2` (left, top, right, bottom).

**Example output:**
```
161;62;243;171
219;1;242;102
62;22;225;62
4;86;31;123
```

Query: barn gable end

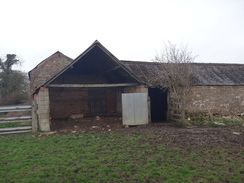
30;41;147;131
28;51;73;94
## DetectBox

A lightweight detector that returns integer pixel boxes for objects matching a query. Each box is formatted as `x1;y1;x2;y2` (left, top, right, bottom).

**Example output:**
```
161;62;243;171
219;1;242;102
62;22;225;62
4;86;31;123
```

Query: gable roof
122;61;244;86
29;41;141;94
29;41;244;94
28;51;73;93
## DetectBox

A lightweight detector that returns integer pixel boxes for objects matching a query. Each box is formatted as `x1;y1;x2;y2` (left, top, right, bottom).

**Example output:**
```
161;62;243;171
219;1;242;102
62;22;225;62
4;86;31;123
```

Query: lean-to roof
122;61;244;86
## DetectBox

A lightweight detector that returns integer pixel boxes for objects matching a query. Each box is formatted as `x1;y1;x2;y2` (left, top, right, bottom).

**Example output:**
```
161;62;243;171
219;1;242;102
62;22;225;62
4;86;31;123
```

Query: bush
0;90;30;105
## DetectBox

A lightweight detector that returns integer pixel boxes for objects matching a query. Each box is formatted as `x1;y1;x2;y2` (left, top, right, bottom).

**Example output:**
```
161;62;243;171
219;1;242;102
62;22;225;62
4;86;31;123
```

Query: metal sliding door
122;93;148;125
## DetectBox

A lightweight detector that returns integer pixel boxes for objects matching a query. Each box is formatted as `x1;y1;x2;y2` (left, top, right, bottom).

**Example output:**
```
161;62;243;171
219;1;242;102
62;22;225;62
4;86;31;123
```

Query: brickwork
49;88;89;119
124;85;148;94
49;88;118;119
37;87;51;131
29;52;73;93
186;86;244;115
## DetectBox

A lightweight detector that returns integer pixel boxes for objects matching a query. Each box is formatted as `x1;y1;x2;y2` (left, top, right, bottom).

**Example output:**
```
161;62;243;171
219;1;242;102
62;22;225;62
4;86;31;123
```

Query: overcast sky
0;0;244;72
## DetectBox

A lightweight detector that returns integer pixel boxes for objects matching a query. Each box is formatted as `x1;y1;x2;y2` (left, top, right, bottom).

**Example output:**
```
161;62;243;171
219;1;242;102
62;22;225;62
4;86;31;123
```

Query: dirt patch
51;117;123;133
51;117;244;147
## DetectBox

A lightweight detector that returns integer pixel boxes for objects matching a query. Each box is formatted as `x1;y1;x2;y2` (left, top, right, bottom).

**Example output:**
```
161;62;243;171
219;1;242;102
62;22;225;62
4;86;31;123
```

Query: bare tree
154;41;197;124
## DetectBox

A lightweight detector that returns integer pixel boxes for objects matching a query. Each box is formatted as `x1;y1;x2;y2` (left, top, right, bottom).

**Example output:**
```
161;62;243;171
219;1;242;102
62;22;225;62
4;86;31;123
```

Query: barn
29;40;244;131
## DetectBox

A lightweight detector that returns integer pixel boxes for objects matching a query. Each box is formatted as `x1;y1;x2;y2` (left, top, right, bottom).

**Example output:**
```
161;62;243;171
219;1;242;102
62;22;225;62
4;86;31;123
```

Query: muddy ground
50;117;244;148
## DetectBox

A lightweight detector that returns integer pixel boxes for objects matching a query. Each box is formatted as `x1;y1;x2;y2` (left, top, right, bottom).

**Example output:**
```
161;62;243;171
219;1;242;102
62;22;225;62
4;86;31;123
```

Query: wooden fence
170;97;185;122
0;105;32;135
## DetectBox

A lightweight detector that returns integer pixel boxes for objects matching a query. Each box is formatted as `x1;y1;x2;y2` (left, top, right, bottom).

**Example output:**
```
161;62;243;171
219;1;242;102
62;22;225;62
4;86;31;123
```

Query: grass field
0;130;243;183
0;122;26;128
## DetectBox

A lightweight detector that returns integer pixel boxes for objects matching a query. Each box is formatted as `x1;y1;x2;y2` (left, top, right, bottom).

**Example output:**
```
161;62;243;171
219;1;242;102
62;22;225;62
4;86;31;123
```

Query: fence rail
170;97;185;122
0;105;32;135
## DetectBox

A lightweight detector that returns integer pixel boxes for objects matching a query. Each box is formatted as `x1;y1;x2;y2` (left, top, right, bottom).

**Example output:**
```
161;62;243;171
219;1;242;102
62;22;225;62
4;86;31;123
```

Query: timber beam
46;83;138;88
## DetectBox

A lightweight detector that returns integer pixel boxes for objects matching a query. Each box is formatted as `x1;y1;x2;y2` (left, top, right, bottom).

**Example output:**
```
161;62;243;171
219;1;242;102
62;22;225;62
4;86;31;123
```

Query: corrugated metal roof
192;63;244;85
28;42;244;94
122;61;244;86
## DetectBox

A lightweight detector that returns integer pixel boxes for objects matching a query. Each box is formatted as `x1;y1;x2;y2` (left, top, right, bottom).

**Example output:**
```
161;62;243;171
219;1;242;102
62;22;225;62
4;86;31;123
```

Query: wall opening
49;88;89;119
49;87;119;119
149;88;168;122
89;89;107;116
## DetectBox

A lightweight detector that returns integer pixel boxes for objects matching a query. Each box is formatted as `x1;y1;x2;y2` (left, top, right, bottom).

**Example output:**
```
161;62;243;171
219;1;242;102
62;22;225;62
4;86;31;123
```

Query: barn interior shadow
149;88;168;123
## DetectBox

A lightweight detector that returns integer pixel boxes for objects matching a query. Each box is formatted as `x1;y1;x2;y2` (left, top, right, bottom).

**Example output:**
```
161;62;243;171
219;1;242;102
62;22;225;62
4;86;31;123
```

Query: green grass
0;132;243;183
0;113;7;118
0;122;26;128
0;113;21;127
188;116;244;127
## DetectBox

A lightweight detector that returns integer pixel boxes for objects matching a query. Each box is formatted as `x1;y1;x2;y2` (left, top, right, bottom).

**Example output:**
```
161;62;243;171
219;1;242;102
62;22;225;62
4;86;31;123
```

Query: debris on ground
232;131;241;135
51;117;244;146
214;122;225;126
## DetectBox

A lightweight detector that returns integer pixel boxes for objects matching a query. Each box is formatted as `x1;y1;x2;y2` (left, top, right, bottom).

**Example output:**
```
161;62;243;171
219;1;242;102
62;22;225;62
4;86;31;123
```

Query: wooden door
89;89;106;116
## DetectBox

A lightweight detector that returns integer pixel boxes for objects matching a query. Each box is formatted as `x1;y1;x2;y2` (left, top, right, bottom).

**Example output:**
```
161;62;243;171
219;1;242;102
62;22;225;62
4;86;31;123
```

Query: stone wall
36;87;51;131
186;86;244;115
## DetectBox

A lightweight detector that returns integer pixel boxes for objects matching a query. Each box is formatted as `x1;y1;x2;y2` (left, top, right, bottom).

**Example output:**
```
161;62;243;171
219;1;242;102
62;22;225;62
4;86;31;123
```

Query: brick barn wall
186;86;244;115
124;85;148;93
49;88;119;119
49;88;89;119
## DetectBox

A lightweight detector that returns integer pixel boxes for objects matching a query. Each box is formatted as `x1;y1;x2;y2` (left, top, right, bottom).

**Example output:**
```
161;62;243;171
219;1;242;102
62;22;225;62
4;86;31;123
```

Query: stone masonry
36;87;51;131
186;86;244;115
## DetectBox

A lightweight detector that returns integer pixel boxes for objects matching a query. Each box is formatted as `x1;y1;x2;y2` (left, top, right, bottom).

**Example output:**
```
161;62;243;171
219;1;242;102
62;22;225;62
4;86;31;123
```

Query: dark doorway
89;89;107;116
149;88;168;122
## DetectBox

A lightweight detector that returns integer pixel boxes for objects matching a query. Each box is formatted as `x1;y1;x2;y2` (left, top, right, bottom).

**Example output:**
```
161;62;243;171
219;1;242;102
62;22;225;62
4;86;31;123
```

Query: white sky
0;0;244;72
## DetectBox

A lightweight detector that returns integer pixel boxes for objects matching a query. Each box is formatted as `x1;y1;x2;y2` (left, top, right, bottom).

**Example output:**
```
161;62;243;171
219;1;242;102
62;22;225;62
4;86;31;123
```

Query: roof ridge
121;60;244;66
